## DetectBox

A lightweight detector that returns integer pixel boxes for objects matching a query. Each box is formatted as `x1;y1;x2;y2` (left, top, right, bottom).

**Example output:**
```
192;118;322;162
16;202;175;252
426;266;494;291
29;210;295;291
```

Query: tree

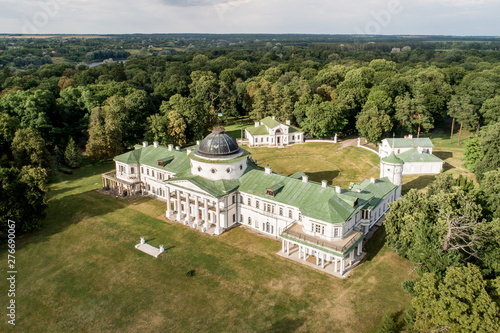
385;174;489;275
11;128;51;170
475;123;500;182
411;264;500;332
64;137;81;168
145;114;170;146
479;95;500;126
166;110;187;146
464;137;483;173
0;166;48;234
356;104;392;143
480;169;500;219
86;106;121;160
394;93;433;138
447;95;477;145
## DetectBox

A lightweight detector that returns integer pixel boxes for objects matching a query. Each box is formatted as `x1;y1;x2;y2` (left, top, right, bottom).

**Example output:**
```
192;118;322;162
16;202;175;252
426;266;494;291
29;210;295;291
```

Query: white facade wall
115;161;140;182
403;161;443;175
191;158;248;181
379;141;433;158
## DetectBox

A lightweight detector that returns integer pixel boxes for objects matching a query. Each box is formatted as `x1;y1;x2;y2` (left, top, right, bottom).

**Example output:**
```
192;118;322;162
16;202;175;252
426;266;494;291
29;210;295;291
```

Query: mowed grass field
0;156;417;332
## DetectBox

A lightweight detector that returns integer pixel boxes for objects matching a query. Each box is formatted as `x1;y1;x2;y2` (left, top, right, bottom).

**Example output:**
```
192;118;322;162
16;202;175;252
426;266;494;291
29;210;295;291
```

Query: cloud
157;0;233;7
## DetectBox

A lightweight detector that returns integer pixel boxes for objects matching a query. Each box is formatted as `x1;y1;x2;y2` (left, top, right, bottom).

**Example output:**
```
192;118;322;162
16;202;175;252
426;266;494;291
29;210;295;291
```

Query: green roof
167;160;397;224
114;145;190;174
260;116;281;128
245;116;303;136
245;125;270;136
384;138;434;148
382;152;404;164
397;148;443;163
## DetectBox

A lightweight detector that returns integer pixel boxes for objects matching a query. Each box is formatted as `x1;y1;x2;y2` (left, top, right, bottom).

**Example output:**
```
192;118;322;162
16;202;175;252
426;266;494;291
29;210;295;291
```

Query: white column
334;258;338;272
185;192;190;224
204;198;209;228
166;187;171;217
349;250;355;266
176;190;182;221
224;196;228;228
298;246;302;259
341;258;345;275
357;242;362;256
195;196;200;225
315;251;319;266
215;199;221;234
282;239;285;252
286;241;290;256
321;253;325;269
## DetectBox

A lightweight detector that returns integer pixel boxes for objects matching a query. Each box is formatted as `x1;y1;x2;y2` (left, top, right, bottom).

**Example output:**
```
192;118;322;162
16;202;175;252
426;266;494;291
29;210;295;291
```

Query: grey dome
195;129;242;159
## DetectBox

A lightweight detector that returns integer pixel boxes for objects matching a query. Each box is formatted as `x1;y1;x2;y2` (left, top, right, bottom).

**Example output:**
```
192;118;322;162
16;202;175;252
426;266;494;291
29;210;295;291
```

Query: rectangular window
141;167;144;173
131;167;135;173
279;207;283;216
233;214;236;222
289;210;292;218
147;169;150;176
240;196;243;204
232;195;236;204
256;201;259;209
240;214;243;222
334;228;339;238
271;206;274;214
313;223;324;235
152;170;155;177
298;213;302;222
248;198;251;206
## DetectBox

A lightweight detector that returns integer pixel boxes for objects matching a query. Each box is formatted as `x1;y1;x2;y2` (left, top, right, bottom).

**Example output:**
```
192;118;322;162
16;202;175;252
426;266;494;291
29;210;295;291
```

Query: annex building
245;116;304;147
103;129;402;277
378;136;444;175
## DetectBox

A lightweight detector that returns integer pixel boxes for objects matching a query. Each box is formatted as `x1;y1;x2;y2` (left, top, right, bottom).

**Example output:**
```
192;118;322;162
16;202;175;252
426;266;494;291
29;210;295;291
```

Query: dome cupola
195;128;243;160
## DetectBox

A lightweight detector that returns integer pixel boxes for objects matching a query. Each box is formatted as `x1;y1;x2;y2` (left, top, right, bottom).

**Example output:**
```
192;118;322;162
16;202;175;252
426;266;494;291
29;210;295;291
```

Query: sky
1;0;499;36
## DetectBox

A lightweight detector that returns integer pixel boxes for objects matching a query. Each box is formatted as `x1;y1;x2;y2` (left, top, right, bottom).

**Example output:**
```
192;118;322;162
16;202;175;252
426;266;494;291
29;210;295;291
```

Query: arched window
248;217;252;225
211;168;217;174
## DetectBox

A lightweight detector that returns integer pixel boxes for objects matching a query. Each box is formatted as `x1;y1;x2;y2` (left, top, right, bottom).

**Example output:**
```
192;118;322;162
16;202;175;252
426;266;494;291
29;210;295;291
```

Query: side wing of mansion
103;129;402;277
245;116;304;147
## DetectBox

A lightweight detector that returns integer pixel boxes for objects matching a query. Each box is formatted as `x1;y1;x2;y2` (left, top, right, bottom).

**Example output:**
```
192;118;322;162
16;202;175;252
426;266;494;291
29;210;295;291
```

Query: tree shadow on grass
402;175;436;194
306;170;340;183
17;189;136;248
263;316;307;333
433;151;453;161
364;225;386;262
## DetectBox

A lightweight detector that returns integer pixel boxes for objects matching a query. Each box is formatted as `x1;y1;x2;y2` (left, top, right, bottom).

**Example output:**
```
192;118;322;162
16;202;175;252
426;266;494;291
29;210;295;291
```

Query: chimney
302;175;309;183
196;140;200;146
335;185;341;194
272;116;275;120
175;146;180;151
370;177;375;184
153;141;159;148
265;165;272;174
286;120;291;125
417;146;423;154
408;134;413;139
142;141;148;147
255;122;259;127
168;144;174;151
322;180;328;188
187;148;192;155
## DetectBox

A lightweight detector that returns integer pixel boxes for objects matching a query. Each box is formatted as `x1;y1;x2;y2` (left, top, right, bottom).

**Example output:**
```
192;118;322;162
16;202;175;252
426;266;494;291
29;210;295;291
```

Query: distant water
86;59;128;68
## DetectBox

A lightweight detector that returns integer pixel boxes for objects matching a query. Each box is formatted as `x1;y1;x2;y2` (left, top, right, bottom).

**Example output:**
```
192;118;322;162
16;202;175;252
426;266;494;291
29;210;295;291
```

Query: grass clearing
1;158;416;332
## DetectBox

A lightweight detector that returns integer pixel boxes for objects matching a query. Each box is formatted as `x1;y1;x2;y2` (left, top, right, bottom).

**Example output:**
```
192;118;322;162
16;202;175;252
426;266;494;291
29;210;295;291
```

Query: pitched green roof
169;160;398;224
397;148;443;163
260;116;281;128
114;145;190;174
245;125;270;136
385;138;434;148
382;152;404;164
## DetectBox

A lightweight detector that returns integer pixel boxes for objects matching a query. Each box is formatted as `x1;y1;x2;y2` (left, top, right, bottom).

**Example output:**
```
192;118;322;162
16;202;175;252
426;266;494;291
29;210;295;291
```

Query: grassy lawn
245;143;380;189
0;160;416;332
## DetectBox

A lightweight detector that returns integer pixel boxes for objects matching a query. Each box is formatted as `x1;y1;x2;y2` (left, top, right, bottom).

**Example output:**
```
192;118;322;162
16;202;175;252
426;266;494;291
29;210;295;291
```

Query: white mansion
379;136;444;175
245;116;304;147
103;129;402;277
